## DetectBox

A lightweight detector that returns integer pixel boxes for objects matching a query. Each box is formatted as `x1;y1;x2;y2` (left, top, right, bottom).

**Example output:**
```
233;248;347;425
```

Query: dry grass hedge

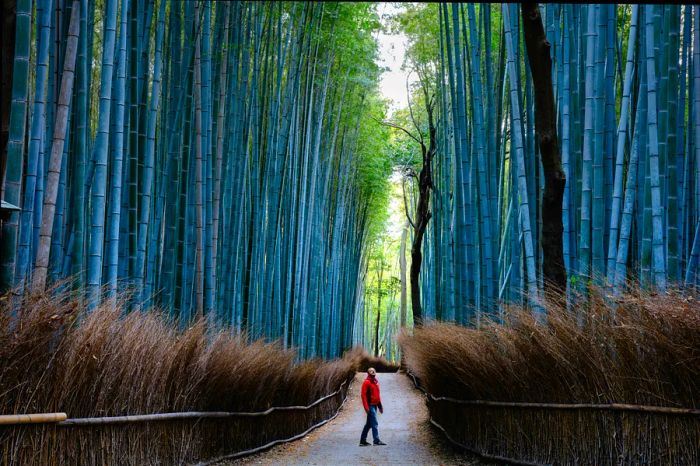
353;349;400;373
401;289;699;407
400;288;700;464
0;289;359;465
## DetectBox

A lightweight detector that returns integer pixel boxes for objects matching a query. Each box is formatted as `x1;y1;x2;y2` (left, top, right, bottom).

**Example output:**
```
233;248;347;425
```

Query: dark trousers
360;405;379;442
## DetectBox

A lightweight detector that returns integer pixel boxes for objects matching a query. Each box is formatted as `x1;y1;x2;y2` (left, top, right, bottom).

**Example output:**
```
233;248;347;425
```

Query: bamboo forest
1;2;698;465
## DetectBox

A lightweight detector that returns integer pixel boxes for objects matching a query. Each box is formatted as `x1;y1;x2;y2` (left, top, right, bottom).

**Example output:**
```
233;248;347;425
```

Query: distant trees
361;232;401;360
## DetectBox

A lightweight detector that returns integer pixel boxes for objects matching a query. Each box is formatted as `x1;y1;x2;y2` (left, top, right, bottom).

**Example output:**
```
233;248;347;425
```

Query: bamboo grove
410;3;700;324
0;1;391;358
4;1;700;359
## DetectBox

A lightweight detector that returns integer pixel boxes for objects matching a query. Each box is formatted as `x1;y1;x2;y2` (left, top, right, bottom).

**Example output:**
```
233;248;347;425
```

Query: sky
375;3;417;240
376;3;416;117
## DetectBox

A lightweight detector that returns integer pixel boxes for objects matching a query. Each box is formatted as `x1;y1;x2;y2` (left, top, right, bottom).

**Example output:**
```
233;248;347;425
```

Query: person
359;367;387;446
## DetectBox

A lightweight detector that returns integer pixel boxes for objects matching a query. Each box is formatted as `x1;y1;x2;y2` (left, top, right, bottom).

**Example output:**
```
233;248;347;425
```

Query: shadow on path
224;372;489;466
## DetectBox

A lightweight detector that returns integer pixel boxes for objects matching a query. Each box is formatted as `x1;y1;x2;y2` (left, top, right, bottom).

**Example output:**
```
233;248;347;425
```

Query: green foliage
388;2;440;88
360;173;413;359
355;95;393;245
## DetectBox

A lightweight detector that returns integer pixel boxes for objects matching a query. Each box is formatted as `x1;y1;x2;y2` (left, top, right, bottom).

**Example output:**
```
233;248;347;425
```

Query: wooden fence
407;372;699;465
0;376;353;466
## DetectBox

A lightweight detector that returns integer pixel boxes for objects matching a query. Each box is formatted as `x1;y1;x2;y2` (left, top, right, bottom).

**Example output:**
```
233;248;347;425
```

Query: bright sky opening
376;3;417;117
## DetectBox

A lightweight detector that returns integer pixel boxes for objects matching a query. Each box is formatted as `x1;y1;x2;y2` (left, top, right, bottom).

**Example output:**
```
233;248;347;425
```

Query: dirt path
222;372;487;466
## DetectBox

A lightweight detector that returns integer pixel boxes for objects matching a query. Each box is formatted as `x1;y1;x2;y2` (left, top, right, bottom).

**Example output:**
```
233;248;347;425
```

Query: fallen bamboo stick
0;413;67;425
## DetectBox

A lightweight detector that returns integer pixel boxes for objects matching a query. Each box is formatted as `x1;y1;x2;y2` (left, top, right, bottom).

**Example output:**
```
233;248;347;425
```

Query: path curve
223;372;486;465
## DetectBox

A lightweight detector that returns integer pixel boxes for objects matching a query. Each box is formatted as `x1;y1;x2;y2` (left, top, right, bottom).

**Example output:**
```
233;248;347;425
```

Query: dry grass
349;347;400;373
0;288;358;465
400;288;700;407
400;288;700;464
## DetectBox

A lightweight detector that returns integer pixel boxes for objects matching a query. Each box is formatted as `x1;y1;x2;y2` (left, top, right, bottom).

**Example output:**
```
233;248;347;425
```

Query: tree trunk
399;221;408;328
374;262;383;357
521;3;567;294
410;100;437;327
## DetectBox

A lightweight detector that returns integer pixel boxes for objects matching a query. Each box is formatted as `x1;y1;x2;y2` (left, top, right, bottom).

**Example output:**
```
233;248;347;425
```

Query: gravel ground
218;372;490;466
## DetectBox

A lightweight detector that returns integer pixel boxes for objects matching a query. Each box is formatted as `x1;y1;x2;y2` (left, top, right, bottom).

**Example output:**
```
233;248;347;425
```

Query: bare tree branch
401;166;417;179
372;116;422;145
405;71;424;144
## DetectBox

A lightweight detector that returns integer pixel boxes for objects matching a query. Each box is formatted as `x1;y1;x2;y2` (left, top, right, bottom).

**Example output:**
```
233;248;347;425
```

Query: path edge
195;378;355;466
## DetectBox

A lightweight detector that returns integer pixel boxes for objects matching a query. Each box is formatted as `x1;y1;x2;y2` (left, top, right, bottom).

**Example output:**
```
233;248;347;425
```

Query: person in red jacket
359;367;386;446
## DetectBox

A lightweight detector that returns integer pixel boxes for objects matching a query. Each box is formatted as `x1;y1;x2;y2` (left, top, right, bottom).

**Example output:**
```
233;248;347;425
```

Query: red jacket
361;375;382;412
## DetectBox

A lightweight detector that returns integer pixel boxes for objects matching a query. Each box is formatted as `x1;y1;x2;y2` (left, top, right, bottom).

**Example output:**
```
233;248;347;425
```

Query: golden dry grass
399;288;700;464
0;288;360;465
0;288;359;417
400;288;700;407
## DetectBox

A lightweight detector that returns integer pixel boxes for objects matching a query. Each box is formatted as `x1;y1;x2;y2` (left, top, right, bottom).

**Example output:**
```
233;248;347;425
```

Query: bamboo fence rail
407;371;699;465
195;388;352;466
0;377;353;465
0;414;67;426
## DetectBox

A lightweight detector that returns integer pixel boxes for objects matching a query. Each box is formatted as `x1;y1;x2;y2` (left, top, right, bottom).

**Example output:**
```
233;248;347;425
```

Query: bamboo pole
195;380;352;466
430;396;700;416
0;380;350;427
0;413;67;425
59;380;347;425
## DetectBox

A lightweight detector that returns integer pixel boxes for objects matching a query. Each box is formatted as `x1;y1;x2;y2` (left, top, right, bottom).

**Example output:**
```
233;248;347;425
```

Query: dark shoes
359;440;387;446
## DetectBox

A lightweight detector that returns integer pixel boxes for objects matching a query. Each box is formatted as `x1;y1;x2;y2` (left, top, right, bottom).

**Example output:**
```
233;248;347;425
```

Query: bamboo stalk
32;0;81;292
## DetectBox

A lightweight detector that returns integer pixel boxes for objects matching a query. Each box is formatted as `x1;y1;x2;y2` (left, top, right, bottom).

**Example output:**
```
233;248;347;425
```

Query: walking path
224;372;486;466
